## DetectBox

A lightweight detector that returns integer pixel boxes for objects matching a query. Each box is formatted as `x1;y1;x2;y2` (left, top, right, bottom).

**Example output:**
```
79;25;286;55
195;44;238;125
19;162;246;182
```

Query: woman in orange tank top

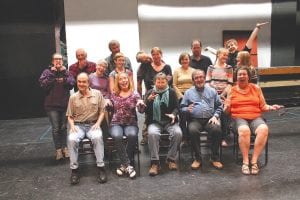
224;66;281;175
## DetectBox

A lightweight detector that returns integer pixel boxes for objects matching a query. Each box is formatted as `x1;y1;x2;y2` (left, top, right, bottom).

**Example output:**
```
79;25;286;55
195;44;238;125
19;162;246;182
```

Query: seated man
181;70;223;170
144;72;182;176
66;73;107;185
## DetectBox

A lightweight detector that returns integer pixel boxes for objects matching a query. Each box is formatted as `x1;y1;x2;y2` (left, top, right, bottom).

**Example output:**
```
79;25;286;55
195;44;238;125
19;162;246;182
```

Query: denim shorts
234;117;266;134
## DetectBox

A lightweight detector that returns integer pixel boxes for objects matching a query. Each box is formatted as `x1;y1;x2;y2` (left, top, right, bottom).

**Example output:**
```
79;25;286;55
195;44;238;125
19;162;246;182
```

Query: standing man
69;48;96;91
105;40;132;75
181;70;223;170
189;39;212;73
39;53;75;160
66;73;107;185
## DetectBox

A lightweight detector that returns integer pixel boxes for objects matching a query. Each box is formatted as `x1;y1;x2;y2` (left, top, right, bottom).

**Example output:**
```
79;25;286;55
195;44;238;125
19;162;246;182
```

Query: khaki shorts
233;117;266;134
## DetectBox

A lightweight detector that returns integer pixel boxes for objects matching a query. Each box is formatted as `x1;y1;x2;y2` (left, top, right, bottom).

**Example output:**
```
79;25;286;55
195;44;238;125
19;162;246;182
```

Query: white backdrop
64;0;272;86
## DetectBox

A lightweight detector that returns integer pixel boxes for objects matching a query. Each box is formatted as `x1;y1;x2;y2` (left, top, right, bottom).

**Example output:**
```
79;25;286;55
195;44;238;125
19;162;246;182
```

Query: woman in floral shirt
109;72;145;179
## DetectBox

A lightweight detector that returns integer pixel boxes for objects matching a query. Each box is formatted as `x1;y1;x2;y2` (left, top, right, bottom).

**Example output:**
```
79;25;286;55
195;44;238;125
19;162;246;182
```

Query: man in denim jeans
66;73;107;185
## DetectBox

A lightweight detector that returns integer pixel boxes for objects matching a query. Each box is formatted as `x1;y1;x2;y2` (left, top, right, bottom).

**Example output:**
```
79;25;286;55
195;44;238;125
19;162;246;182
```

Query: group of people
39;22;281;185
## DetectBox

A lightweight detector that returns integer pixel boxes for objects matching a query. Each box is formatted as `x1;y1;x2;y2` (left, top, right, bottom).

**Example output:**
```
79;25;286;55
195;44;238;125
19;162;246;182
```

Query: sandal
251;163;259;175
241;163;250;175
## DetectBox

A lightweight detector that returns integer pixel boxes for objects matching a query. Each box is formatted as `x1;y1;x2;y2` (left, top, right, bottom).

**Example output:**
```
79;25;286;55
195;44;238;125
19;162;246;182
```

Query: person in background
224;66;281;175
137;47;173;145
89;59;112;136
89;59;110;99
189;39;213;73
235;51;258;84
109;52;134;93
69;48;96;91
225;22;269;67
206;48;233;147
181;70;223;170
66;73;107;185
145;72;182;176
39;53;75;160
173;52;195;144
105;40;132;75
109;72;145;179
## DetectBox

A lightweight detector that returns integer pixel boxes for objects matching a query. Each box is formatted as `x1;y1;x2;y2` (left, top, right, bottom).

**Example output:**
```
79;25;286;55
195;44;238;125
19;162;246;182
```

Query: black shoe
70;169;80;185
97;167;107;183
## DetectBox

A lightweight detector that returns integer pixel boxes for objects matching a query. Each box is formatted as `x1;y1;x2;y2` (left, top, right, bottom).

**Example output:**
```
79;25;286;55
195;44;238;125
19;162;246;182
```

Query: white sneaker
126;165;136;179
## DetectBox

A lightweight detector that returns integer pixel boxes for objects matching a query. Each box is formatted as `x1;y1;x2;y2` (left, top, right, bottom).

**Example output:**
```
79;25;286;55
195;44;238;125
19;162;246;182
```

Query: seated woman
145;72;182;176
109;72;144;179
224;66;281;175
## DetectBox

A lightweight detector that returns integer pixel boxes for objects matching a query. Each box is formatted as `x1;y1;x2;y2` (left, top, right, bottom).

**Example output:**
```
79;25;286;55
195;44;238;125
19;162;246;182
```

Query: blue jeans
68;124;104;169
47;110;67;150
109;125;138;166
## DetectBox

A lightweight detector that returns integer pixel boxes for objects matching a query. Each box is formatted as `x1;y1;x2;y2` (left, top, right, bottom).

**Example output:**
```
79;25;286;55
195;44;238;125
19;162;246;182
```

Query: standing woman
109;52;134;93
224;67;281;175
39;53;75;160
172;52;194;143
89;59;110;99
109;72;145;179
206;48;233;147
235;51;258;84
89;59;111;135
137;47;173;145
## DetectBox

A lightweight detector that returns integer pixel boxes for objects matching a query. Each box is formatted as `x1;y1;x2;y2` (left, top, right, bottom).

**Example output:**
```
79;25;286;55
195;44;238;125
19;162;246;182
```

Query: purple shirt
89;73;110;99
110;92;141;126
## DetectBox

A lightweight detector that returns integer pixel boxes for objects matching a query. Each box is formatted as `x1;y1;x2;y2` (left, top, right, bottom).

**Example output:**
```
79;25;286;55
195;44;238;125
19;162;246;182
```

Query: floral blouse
110;92;141;126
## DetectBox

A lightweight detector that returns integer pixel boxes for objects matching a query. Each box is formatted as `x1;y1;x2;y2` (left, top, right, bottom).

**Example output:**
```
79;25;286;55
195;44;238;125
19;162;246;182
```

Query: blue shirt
180;85;222;119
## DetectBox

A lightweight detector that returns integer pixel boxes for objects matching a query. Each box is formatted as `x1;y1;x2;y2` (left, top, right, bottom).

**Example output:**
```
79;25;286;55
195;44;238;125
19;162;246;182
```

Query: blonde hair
237;51;251;67
215;48;229;63
113;52;125;61
113;72;134;95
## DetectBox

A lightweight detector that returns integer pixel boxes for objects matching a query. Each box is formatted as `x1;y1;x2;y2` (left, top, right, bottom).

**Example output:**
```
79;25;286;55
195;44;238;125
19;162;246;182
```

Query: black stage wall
0;0;59;119
271;0;298;66
0;0;299;119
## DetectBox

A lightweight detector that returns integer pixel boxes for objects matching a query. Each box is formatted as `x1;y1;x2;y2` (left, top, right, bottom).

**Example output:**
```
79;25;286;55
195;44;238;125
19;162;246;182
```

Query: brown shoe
149;164;159;176
211;161;223;169
63;147;70;158
191;160;201;170
55;149;63;160
140;137;148;145
167;161;177;170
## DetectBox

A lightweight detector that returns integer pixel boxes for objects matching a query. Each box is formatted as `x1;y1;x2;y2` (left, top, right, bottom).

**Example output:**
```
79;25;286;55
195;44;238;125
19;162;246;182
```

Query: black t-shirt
189;55;212;74
137;62;173;91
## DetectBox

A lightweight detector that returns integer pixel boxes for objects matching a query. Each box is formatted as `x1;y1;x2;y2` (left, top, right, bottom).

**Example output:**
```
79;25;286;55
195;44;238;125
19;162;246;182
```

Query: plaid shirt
69;60;96;79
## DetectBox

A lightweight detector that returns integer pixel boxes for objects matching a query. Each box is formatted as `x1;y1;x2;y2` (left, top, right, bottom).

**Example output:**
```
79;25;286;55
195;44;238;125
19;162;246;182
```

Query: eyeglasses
53;58;62;60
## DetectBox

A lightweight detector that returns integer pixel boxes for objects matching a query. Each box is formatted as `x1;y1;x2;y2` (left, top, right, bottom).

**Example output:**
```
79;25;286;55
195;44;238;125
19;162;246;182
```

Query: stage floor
0;107;299;200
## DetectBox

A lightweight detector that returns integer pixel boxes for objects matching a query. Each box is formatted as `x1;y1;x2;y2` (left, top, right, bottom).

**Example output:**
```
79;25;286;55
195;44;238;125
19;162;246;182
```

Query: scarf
153;85;169;122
